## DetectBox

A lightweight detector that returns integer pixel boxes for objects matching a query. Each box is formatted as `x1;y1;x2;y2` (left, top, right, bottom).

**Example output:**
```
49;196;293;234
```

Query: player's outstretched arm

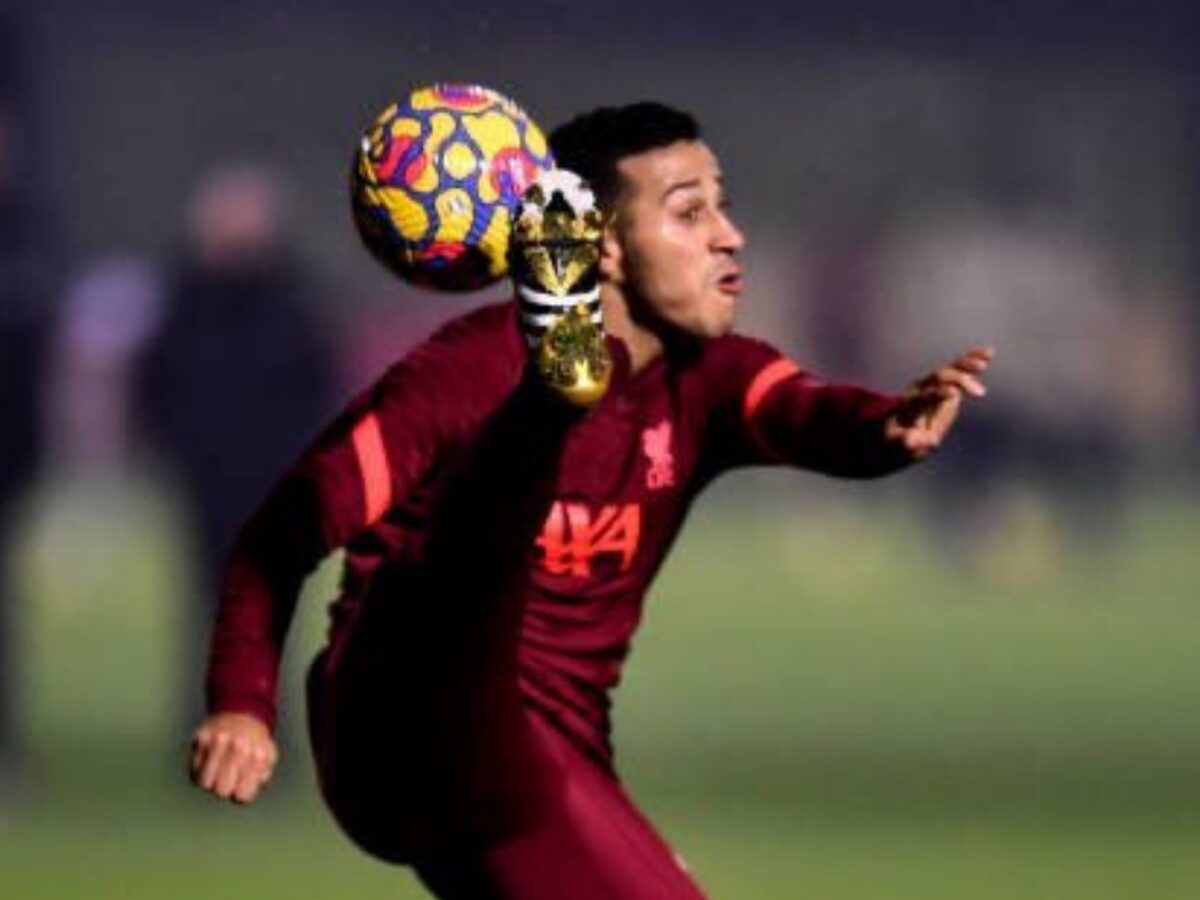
189;711;278;804
730;341;994;477
884;345;994;459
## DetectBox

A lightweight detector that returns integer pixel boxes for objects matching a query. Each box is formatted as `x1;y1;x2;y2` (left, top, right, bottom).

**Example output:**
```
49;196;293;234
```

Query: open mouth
717;271;744;294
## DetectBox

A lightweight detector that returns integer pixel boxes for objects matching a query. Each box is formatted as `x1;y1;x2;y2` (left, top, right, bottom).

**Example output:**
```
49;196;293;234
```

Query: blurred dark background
2;2;1199;898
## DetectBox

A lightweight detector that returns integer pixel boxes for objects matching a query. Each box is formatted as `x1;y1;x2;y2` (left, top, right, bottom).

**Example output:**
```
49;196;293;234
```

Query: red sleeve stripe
351;412;392;526
743;358;800;425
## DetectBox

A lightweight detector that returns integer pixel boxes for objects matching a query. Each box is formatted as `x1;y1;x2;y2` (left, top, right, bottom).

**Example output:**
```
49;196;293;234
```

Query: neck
600;286;662;373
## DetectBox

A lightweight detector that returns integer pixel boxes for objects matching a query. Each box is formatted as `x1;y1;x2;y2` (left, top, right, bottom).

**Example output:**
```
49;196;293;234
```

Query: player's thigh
415;719;707;900
306;630;561;864
315;568;537;780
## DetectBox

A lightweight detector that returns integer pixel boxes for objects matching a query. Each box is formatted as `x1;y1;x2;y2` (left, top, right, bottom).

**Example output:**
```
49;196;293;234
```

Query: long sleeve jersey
207;300;909;766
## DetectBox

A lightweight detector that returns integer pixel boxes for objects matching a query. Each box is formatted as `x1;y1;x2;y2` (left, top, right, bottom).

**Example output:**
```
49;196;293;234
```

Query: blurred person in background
137;163;334;731
47;258;162;473
797;208;892;385
876;213;1135;572
0;6;56;799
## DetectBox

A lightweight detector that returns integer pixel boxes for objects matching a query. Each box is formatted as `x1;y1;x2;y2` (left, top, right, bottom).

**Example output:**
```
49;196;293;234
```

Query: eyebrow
660;175;724;203
660;178;702;202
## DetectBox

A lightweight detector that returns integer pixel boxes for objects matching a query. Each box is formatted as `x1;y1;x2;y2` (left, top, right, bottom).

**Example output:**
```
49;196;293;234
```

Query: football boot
509;169;612;408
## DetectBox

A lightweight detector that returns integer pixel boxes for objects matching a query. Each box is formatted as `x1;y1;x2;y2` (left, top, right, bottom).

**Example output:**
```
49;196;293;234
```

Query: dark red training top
207;301;908;766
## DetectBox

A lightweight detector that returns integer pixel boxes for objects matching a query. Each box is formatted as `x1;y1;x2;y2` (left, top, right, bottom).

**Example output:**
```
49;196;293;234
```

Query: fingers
934;365;987;399
232;751;271;803
902;388;962;458
917;346;994;399
891;345;993;461
230;739;277;803
189;726;210;778
189;724;277;804
213;738;245;799
192;727;231;790
953;345;995;374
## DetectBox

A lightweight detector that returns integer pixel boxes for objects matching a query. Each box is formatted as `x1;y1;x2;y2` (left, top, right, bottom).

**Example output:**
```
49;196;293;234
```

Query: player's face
602;140;745;339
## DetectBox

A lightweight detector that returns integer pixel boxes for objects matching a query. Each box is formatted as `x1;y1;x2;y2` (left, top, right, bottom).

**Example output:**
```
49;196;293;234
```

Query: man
188;103;991;898
140;163;334;730
0;94;54;796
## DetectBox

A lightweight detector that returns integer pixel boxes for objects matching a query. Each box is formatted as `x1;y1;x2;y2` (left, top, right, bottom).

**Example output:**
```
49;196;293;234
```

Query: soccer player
188;102;992;899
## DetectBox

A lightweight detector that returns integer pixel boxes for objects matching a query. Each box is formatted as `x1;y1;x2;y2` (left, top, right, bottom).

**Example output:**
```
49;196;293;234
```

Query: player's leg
412;711;708;900
308;376;587;861
309;169;617;870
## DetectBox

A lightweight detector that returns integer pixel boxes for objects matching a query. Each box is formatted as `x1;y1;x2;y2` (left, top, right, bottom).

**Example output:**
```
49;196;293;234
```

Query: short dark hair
549;102;700;209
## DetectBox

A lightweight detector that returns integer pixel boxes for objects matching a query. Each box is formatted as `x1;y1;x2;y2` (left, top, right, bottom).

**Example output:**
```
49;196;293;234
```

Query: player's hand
885;346;994;459
188;711;278;804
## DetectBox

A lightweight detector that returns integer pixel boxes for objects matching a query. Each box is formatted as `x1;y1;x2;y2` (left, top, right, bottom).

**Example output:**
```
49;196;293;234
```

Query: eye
678;202;704;223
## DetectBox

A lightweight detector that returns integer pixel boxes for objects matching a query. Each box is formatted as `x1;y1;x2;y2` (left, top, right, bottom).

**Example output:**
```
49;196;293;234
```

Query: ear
599;223;623;283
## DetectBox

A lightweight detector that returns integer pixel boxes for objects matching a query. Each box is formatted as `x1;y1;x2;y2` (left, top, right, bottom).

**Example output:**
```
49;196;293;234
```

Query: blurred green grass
3;470;1199;898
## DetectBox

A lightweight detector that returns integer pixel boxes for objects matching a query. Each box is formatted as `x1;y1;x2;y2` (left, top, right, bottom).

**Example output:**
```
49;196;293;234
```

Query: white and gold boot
510;170;612;408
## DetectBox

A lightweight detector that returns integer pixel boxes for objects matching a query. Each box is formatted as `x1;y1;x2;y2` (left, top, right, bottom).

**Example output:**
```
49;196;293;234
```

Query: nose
714;208;745;253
